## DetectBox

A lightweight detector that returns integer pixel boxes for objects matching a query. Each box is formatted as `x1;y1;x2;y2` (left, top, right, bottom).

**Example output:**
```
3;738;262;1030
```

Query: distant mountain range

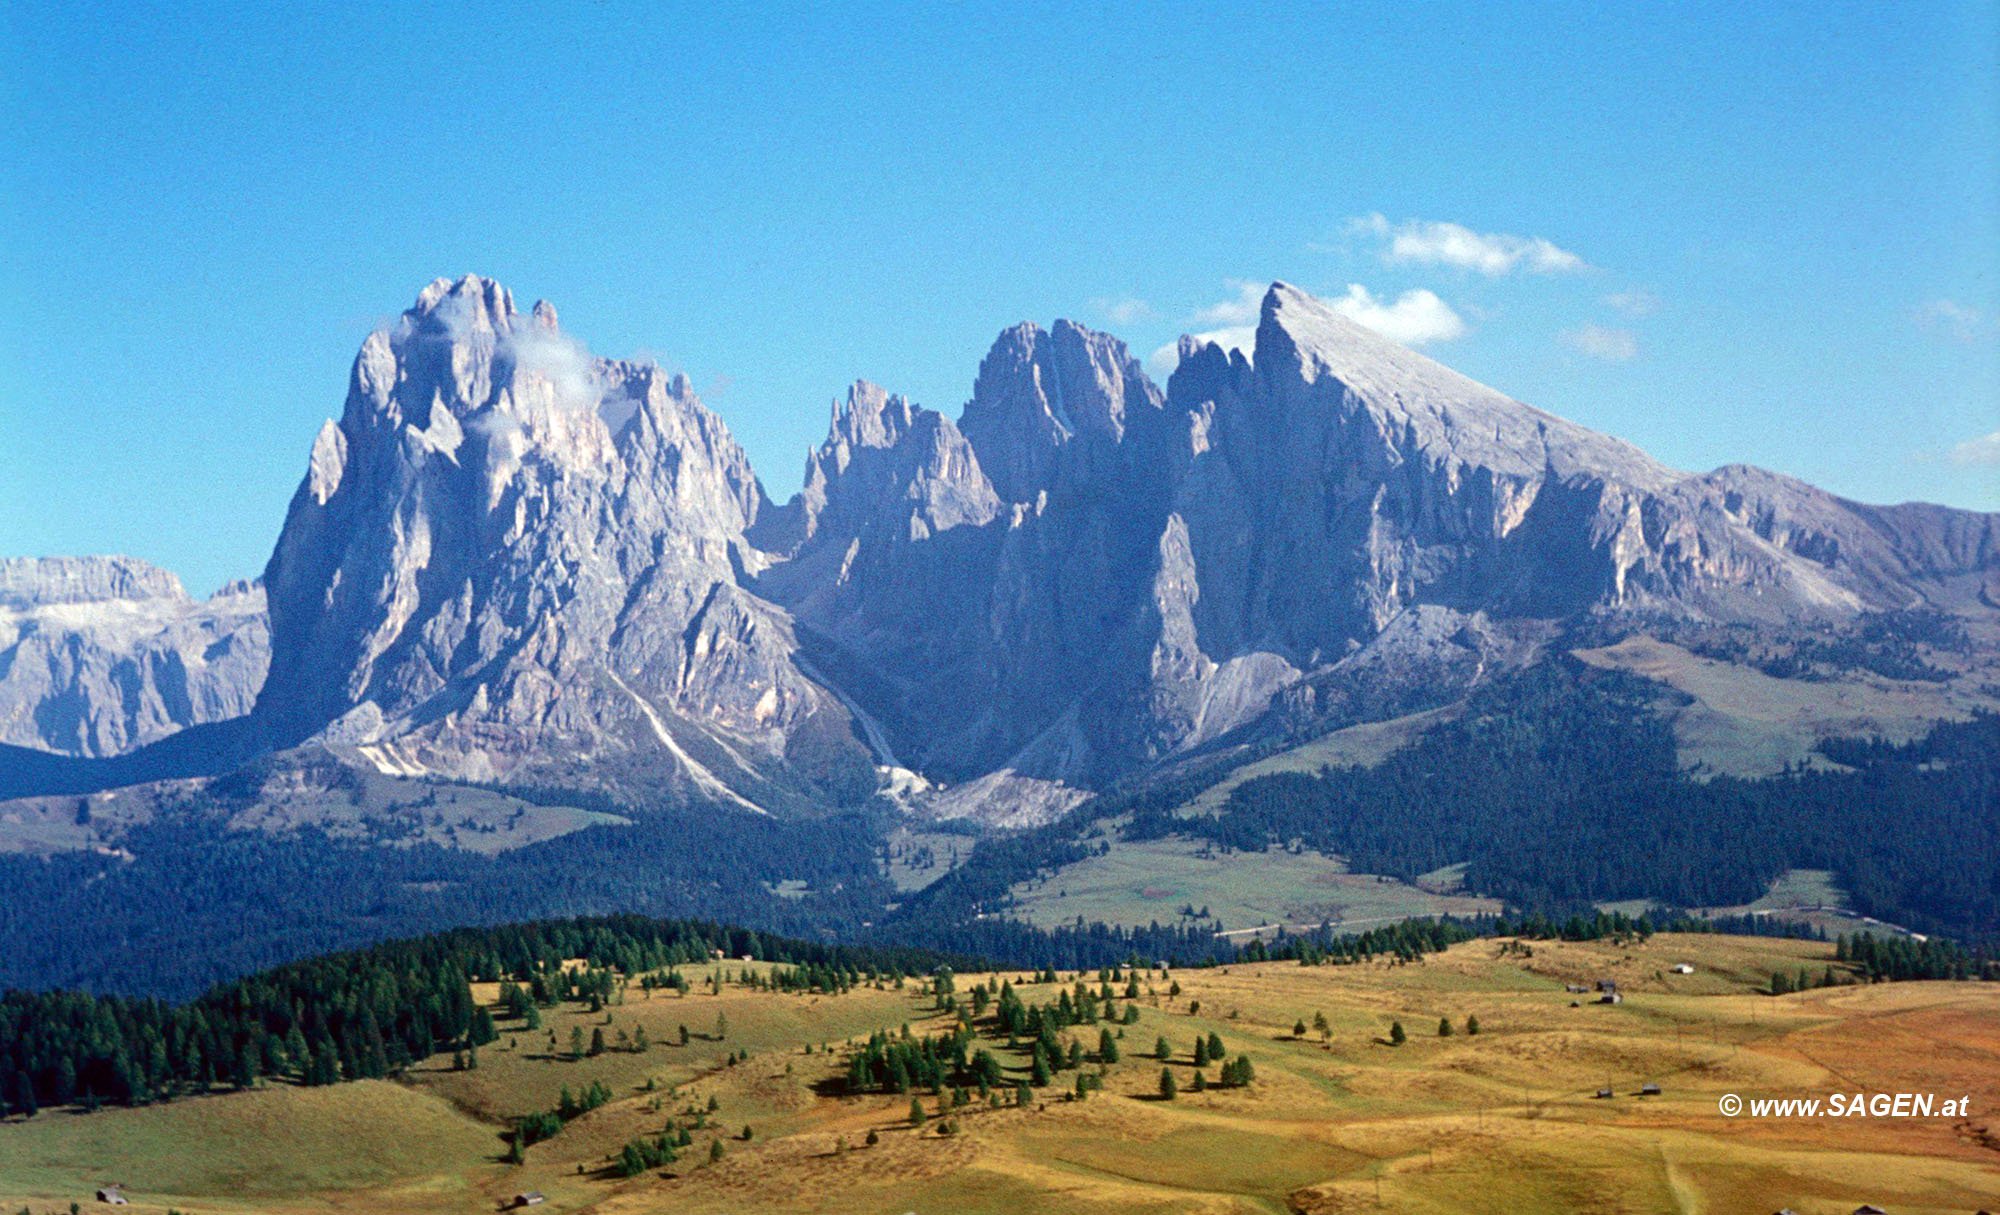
4;276;1996;820
0;557;266;756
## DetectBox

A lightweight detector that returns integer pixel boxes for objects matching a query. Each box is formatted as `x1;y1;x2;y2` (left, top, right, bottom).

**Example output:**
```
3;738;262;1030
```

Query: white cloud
1948;430;2000;467
1092;296;1155;325
1328;283;1467;346
1561;324;1639;362
1149;279;1467;374
1604;290;1660;317
507;324;605;416
1915;298;1994;344
1347;213;1589;276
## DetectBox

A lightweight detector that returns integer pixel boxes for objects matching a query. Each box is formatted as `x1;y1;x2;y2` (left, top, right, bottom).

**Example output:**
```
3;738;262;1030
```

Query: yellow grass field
2;934;1994;1215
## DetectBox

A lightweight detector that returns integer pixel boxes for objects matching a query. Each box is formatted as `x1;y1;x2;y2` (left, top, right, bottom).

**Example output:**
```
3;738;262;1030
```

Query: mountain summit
251;275;870;809
5;279;1994;818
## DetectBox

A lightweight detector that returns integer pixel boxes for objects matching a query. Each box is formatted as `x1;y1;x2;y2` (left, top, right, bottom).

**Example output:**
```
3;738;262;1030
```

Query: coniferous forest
0;916;978;1117
1120;662;2000;943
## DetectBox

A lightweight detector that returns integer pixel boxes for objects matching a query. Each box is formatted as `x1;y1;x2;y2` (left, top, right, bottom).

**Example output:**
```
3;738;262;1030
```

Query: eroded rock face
0;558;267;756
16;279;1995;825
758;284;1999;819
254;275;867;808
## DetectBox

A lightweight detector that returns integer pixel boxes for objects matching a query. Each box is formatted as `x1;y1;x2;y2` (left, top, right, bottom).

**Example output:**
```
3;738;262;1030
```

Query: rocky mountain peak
828;380;917;453
777;380;996;557
250;276;853;808
412;273;518;330
0;556;188;609
1245;282;1677;491
11;278;1996;826
959;319;1164;501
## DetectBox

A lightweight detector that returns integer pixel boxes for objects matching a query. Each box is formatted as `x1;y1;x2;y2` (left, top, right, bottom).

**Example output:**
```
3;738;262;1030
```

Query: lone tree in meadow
1158;1068;1177;1100
1390;1021;1407;1047
1313;1011;1331;1042
1438;1017;1453;1037
1098;1028;1119;1063
909;1096;927;1127
1155;1035;1173;1061
1466;1015;1481;1036
1294;1019;1308;1038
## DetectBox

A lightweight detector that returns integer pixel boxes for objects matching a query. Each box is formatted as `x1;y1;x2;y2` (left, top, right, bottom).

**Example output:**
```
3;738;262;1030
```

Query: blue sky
2;2;1996;595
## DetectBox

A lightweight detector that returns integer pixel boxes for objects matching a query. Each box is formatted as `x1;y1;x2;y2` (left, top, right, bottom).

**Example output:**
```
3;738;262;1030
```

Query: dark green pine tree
283;1026;310;1079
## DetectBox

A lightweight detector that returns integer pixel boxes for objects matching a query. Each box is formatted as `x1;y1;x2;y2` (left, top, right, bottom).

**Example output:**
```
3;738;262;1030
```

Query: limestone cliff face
0;557;267;756
12;279;1995;822
759;284;2000;814
255;276;867;807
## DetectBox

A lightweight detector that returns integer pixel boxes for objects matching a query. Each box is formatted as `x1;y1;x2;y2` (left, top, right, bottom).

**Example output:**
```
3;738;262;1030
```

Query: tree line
0;915;975;1118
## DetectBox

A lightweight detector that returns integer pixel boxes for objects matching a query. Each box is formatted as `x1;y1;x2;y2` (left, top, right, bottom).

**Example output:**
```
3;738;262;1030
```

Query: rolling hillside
1;932;1994;1215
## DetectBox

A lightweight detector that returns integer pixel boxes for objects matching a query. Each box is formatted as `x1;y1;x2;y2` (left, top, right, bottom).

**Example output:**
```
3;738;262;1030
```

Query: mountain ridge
2;276;1994;820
